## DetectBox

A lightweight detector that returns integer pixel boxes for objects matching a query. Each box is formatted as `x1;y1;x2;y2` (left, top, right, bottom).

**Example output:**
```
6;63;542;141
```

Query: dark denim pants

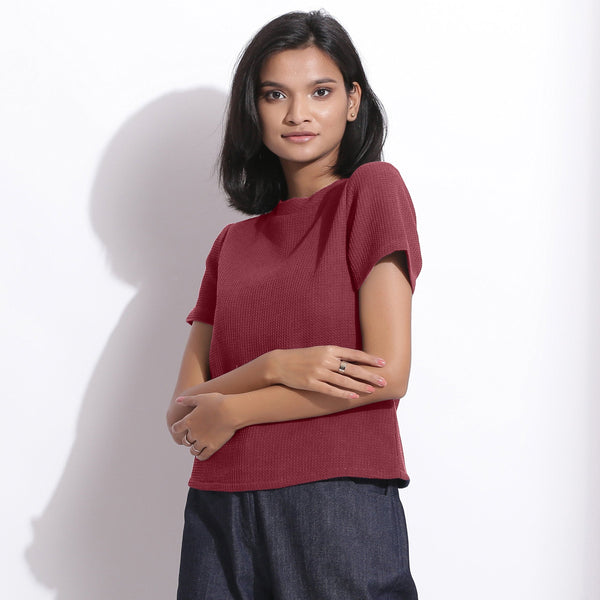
177;477;418;599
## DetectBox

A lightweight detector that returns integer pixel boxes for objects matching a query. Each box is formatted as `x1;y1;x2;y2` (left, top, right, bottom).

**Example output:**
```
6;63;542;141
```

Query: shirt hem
187;471;410;492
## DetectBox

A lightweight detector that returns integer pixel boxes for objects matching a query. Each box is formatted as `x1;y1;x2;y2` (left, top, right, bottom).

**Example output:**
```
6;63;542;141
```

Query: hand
171;392;237;461
270;346;387;399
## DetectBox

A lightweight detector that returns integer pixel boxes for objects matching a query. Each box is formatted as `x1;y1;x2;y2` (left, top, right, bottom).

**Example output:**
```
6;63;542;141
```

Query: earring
351;113;355;117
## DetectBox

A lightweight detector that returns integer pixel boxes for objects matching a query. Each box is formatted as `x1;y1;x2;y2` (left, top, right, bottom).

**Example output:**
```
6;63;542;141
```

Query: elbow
379;367;410;400
384;381;408;400
397;381;409;399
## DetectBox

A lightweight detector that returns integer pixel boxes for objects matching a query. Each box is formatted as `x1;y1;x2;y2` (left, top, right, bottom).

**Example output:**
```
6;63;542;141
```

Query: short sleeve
186;224;231;325
346;162;422;292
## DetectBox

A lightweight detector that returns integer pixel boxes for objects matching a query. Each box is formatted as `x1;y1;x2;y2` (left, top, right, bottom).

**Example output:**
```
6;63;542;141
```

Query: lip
281;131;317;138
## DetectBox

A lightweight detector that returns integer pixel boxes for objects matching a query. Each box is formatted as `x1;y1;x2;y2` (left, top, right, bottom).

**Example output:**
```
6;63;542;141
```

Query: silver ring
338;360;348;374
182;431;194;447
191;444;205;456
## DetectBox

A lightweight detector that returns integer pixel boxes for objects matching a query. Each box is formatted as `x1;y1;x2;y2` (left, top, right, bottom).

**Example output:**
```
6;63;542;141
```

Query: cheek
257;112;280;154
257;107;280;142
317;101;350;129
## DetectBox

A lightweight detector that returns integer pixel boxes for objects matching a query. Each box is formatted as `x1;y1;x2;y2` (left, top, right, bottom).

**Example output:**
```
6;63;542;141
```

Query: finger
181;430;195;447
313;381;361;400
332;363;387;388
327;371;377;394
194;443;219;461
174;433;187;446
190;444;206;457
175;396;197;407
328;347;386;367
171;419;187;435
195;448;213;461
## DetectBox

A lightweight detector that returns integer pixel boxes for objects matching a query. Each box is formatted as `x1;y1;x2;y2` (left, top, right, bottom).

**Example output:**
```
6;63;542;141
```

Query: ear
347;82;362;122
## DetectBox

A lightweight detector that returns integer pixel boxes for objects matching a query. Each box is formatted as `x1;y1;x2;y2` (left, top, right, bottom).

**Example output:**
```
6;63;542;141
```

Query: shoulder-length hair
219;10;387;215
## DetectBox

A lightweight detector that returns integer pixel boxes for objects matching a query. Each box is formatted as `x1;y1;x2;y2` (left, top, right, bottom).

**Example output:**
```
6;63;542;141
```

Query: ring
338;360;348;374
182;431;194;447
191;443;205;456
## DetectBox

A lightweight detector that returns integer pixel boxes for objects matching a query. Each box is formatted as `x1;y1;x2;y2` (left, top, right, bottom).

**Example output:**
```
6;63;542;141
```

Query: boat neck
273;177;348;215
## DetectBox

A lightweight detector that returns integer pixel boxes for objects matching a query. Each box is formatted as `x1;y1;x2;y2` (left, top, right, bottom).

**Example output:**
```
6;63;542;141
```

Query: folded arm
171;251;413;459
166;327;388;444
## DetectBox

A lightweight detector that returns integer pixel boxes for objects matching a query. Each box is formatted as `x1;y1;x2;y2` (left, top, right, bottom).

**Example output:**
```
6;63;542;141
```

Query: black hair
218;9;387;215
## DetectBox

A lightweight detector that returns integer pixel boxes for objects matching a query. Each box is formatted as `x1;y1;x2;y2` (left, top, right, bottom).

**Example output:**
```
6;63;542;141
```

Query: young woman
167;10;422;600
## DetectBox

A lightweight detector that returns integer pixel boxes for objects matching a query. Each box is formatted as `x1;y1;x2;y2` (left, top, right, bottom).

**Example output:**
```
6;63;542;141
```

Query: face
256;46;361;171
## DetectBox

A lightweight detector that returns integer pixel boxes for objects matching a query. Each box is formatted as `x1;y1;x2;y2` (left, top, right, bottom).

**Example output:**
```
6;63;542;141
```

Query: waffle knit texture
186;161;422;491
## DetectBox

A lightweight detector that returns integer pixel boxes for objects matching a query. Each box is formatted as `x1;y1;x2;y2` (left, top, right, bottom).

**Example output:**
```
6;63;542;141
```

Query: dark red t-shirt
186;161;422;491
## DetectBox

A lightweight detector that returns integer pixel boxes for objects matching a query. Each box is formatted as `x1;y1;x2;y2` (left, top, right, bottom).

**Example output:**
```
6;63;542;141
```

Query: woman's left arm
172;251;413;459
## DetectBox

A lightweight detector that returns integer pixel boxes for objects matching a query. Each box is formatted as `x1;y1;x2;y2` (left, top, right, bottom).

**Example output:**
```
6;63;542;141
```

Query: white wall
1;1;598;598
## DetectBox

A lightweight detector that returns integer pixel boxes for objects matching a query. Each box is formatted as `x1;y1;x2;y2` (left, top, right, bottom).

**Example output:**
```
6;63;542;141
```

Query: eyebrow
259;77;338;88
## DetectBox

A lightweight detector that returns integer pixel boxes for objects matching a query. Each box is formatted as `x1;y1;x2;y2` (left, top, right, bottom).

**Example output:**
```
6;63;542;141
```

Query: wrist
263;349;281;386
221;392;253;431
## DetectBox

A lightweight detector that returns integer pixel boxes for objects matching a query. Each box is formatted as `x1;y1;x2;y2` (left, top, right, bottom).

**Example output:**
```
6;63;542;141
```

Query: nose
284;95;311;124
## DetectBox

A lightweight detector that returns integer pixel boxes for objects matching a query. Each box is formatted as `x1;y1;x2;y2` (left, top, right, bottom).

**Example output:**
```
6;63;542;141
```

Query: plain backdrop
1;1;598;598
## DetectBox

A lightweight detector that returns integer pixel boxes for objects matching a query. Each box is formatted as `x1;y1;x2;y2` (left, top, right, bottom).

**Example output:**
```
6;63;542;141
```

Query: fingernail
376;358;386;366
349;392;359;399
376;377;386;386
365;386;374;393
175;397;184;403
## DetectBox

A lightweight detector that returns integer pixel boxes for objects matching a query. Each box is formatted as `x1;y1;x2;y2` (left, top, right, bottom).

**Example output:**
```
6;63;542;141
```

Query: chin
271;144;339;166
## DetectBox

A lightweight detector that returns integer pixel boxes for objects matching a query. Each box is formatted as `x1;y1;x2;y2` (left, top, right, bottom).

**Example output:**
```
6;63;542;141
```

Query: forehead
259;46;342;82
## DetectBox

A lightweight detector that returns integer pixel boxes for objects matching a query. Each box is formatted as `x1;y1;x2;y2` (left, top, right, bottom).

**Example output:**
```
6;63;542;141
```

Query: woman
167;10;422;599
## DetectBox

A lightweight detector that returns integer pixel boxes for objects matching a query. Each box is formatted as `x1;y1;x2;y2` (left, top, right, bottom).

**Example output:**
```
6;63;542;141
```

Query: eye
264;90;286;101
313;87;332;98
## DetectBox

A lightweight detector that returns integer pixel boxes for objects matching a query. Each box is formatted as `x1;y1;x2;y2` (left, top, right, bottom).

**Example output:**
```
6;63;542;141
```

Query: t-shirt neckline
272;177;348;215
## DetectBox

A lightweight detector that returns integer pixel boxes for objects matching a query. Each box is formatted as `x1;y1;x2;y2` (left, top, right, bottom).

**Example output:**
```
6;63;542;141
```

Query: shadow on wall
586;54;600;595
26;88;240;599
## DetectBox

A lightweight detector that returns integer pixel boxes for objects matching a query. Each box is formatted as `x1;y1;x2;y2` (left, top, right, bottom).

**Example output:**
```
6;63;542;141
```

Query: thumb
175;395;196;407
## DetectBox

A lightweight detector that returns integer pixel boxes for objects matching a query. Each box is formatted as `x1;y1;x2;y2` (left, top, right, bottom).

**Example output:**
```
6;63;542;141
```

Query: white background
1;1;598;598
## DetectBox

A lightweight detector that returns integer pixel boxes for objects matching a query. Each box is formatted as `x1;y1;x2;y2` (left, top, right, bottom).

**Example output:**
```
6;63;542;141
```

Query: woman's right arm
166;322;387;444
166;322;212;443
167;321;283;441
166;321;281;442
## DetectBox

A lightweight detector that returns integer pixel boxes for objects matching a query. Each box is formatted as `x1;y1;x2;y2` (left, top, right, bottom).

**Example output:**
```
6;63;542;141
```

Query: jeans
177;477;418;599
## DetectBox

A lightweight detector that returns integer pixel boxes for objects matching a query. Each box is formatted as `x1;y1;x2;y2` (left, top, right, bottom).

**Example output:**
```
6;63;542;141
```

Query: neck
281;160;340;200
